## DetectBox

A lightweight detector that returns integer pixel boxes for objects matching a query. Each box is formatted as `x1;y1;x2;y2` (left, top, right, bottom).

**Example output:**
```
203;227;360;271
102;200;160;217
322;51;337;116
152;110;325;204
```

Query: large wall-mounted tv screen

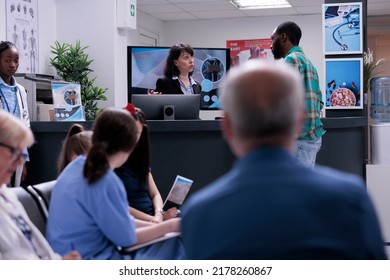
127;46;230;110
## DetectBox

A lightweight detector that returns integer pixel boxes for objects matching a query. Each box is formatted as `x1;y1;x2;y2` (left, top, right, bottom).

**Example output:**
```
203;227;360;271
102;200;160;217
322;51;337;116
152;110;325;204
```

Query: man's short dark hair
275;21;302;46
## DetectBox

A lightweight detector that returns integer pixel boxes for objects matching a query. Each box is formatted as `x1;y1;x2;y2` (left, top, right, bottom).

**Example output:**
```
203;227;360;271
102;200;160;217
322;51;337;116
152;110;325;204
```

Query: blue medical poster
325;58;363;109
51;82;85;121
322;3;362;55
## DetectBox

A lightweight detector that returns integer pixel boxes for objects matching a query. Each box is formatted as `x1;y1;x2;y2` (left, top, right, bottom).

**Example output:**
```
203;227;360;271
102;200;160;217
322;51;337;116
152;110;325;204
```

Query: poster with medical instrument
6;0;39;73
51;82;85;121
322;2;362;55
325;58;363;109
226;38;274;67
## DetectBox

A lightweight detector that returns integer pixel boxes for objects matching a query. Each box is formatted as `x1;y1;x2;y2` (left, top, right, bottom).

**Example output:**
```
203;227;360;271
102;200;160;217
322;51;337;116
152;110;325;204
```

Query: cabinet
366;164;390;255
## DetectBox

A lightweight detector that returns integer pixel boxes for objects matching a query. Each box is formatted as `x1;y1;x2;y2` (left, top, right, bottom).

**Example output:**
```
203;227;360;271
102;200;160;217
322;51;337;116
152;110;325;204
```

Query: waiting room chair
12;186;47;237
29;180;56;215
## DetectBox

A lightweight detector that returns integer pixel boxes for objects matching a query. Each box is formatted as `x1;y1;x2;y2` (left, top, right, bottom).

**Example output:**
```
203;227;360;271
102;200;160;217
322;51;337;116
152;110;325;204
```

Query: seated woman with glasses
116;103;180;223
0;110;81;260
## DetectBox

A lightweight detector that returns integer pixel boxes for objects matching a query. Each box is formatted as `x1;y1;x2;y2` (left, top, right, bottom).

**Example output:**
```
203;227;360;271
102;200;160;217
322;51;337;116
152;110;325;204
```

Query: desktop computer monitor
131;94;200;120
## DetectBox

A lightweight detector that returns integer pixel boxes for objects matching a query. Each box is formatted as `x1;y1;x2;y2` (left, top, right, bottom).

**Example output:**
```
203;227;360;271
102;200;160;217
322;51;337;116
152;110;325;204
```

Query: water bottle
370;77;390;123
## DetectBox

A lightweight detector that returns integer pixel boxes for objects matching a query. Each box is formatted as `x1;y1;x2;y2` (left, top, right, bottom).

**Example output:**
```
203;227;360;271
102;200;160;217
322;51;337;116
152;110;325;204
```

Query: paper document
163;175;193;210
123;232;181;252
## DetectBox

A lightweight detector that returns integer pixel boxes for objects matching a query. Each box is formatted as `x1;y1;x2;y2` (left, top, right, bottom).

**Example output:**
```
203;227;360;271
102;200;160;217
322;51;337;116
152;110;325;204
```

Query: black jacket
155;76;202;95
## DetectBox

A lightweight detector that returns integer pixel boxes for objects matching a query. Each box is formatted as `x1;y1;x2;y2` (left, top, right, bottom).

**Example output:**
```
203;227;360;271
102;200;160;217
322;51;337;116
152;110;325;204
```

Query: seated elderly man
181;59;387;260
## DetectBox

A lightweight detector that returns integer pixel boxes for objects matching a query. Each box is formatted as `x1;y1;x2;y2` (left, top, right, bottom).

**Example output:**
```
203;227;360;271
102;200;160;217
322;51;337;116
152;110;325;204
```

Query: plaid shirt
285;46;325;140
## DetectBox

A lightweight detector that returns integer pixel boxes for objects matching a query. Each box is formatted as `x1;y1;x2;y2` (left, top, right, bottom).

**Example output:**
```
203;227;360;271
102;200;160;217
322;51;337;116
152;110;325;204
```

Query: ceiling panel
176;2;236;12
191;10;246;19
138;4;183;13
150;12;198;21
169;0;227;3
242;7;298;17
137;0;390;21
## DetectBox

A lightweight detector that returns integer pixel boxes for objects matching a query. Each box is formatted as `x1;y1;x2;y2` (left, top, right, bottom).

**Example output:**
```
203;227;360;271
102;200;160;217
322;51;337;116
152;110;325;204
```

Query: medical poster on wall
226;38;274;67
325;58;363;109
51;82;85;121
322;2;362;55
5;0;39;73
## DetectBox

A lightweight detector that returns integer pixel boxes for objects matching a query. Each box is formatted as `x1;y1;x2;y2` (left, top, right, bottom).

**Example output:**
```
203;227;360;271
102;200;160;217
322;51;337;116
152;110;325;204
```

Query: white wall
52;1;162;108
1;1;324;113
160;15;324;92
38;0;57;75
55;0;119;108
133;10;164;45
0;0;6;40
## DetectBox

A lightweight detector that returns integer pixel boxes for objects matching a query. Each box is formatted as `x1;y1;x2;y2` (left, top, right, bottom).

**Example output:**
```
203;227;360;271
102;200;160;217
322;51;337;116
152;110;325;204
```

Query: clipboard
163;175;193;211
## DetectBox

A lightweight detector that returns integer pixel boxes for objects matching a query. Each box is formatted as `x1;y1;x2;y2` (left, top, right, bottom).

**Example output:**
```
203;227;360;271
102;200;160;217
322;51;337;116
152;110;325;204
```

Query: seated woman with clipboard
116;103;181;223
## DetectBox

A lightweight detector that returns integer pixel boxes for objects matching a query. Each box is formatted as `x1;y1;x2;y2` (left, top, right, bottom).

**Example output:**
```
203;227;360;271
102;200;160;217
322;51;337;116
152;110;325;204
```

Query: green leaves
363;49;385;93
50;40;106;120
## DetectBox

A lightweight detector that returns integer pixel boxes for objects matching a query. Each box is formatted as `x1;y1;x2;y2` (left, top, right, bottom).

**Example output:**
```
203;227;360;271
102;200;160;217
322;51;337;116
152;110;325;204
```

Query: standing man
271;21;325;168
181;59;386;260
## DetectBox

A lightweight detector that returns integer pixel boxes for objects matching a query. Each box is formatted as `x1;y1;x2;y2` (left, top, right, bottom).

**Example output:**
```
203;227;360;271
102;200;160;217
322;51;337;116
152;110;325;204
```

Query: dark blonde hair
0;110;34;148
57;123;92;174
83;108;138;184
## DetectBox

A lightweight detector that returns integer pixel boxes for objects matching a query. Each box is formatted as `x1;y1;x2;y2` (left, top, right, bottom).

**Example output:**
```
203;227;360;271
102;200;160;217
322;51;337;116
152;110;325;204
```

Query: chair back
13;187;47;237
30;180;56;211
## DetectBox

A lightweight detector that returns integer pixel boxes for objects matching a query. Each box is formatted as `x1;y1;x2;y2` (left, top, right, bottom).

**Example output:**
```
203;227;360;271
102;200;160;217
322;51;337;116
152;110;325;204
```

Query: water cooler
367;77;390;255
370;77;390;164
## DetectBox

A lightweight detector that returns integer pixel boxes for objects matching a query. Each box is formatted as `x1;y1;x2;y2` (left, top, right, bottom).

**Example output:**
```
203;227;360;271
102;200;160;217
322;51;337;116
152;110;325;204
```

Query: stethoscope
0;86;27;118
331;8;360;51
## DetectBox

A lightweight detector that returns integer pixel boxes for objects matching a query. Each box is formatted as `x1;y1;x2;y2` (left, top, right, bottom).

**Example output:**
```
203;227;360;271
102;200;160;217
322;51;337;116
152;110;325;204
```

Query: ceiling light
230;0;291;10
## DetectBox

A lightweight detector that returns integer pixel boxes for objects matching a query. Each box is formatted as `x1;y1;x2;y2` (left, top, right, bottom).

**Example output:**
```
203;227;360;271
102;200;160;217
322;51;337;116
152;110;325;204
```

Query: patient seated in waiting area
0;110;81;260
46;108;184;260
57;123;92;174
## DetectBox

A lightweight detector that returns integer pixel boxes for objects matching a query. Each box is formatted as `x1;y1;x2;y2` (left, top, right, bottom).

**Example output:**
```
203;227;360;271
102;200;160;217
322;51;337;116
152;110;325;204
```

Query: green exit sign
130;4;135;17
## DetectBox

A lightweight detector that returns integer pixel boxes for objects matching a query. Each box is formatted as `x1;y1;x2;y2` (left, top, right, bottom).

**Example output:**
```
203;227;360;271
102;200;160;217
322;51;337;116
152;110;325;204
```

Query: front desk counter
27;117;366;198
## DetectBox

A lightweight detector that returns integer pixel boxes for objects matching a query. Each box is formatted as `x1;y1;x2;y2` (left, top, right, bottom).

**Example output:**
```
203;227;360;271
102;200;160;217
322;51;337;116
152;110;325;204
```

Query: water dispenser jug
370;77;390;123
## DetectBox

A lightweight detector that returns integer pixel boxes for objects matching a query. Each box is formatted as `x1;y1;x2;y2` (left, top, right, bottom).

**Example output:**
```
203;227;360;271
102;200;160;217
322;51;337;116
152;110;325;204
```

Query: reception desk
26;117;367;198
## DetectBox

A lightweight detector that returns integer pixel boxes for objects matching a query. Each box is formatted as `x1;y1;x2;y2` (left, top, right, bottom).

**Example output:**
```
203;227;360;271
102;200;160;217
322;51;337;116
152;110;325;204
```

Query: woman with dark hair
116;103;179;223
148;43;202;95
47;108;184;260
57;123;92;174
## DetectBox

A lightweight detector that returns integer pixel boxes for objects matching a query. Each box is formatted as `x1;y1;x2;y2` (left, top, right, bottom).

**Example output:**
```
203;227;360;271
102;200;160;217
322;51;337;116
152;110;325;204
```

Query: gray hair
219;59;304;140
0;110;34;147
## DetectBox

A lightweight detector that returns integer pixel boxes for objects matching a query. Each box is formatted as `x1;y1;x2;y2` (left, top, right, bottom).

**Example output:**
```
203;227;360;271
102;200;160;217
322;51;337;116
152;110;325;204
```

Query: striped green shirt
285;46;325;140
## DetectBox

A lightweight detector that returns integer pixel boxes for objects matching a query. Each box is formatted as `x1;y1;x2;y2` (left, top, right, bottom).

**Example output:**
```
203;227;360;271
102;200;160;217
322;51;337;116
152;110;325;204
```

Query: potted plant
49;40;107;120
363;48;385;93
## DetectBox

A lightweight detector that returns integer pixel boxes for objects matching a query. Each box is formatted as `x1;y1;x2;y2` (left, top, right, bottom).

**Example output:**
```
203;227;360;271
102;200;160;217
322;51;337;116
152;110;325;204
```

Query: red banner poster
226;38;274;67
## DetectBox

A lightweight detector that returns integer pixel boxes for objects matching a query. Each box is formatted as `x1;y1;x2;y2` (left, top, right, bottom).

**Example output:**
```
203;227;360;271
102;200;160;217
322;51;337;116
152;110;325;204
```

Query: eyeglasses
0;142;24;162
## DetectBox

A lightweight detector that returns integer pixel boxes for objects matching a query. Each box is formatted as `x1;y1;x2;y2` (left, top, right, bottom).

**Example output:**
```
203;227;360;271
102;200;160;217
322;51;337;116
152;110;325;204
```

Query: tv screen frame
127;46;230;110
131;94;200;120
